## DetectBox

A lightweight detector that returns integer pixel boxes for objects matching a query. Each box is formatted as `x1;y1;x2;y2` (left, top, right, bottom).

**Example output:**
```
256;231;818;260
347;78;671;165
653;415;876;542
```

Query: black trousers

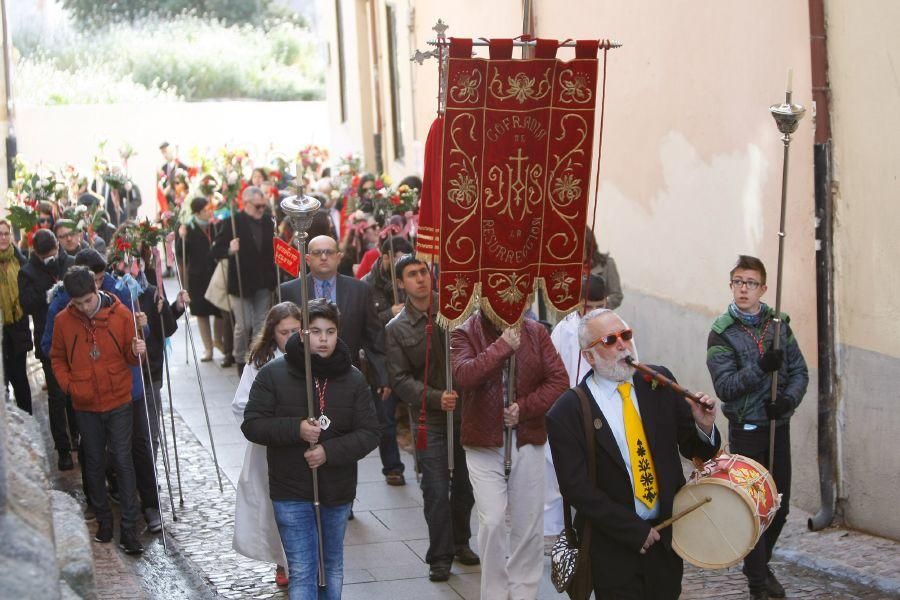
132;395;160;511
728;422;792;592
2;330;31;414
41;358;76;451
418;423;475;565
75;403;140;530
592;543;682;600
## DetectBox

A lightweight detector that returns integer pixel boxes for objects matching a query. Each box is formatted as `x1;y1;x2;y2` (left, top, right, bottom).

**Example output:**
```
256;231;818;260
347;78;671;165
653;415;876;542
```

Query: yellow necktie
618;382;659;509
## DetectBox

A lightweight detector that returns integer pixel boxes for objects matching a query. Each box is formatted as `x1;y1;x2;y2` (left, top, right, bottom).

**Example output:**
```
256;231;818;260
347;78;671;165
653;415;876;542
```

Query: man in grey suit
279;236;405;485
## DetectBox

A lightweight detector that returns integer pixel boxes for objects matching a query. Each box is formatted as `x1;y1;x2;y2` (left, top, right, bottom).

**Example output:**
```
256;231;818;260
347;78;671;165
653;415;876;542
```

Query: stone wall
0;346;96;598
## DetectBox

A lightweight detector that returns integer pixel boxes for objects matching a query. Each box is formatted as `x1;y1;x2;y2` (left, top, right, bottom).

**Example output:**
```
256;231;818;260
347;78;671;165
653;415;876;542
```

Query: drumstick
654;496;712;531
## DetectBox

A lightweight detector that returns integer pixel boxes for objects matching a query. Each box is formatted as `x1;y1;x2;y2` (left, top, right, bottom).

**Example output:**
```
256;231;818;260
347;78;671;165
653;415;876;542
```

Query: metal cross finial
433;19;448;36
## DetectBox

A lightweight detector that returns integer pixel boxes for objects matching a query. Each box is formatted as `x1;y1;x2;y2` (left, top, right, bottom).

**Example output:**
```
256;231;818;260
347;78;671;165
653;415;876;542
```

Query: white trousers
465;435;545;600
543;442;564;536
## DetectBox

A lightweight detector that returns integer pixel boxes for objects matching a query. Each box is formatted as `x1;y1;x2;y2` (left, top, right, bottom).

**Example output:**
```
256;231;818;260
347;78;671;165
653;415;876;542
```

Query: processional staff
281;194;328;588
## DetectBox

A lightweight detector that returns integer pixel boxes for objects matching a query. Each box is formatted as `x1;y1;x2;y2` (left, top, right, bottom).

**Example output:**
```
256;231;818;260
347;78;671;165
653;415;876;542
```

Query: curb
775;546;900;598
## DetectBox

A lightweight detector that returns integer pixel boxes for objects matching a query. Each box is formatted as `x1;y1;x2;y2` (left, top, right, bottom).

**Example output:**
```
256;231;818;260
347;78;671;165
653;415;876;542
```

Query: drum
671;453;781;569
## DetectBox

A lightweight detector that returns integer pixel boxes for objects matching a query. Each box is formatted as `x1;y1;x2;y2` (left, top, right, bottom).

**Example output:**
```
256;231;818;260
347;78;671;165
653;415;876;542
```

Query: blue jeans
272;500;352;600
375;391;404;475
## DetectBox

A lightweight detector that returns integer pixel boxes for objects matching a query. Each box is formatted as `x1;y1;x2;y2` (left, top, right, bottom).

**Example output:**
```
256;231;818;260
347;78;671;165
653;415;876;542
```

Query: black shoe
57;450;74;471
220;355;235;368
766;568;786;598
120;528;144;555
428;563;451;582
454;545;480;566
749;589;769;600
94;520;113;543
385;472;406;486
348;508;355;521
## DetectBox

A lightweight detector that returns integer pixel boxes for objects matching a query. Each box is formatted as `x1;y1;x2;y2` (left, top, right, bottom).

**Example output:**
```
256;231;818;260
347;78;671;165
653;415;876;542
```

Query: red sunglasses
586;328;634;350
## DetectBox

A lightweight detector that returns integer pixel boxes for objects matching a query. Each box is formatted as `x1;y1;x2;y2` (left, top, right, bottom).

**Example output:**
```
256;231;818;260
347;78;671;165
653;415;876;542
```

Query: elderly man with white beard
546;308;720;600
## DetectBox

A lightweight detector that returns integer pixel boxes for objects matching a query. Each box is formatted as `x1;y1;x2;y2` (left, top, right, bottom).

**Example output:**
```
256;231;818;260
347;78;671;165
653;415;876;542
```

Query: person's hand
135;311;148;328
132;338;146;356
300;418;322;445
640;527;660;554
304;445;327;468
501;327;521;351
391;303;404;316
765;396;793;421
688;393;717;435
379;386;392;401
503;402;520;427
758;349;784;373
156;296;165;313
441;391;458;412
229;238;240;255
176;290;190;308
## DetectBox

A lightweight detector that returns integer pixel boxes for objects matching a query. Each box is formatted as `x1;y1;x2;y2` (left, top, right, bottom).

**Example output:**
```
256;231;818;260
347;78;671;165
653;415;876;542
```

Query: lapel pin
593;418;603;430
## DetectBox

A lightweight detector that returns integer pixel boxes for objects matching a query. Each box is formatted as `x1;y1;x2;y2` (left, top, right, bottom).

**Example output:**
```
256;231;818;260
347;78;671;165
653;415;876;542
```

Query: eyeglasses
730;278;761;290
309;249;338;257
58;232;76;240
586;328;634;349
250;203;268;210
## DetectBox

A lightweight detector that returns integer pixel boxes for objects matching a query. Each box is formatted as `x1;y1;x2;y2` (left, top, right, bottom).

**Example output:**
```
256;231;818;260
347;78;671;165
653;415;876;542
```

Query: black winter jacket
241;353;380;505
17;250;74;359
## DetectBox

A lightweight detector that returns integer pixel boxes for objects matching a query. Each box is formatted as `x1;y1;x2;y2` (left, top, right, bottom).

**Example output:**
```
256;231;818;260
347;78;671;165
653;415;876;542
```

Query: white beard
589;343;639;382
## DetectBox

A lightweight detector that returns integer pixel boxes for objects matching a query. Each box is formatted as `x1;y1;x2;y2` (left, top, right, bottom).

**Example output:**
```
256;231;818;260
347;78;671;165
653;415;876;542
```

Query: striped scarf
0;245;24;324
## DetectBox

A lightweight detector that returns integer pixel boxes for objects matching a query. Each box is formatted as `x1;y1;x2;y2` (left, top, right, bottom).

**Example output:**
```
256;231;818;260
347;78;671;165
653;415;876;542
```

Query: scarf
728;301;770;328
285;333;352;379
0;245;23;324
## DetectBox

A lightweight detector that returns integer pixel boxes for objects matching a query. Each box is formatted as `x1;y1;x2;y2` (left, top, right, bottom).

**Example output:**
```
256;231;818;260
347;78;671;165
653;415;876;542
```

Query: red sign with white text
273;237;301;278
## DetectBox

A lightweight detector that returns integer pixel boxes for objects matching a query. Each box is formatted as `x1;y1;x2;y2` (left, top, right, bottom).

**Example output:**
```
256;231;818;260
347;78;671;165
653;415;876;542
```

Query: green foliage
60;0;302;28
12;14;324;104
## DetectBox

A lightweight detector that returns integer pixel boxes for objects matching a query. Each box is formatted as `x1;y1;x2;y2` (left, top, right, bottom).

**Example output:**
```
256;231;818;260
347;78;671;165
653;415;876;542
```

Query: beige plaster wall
825;0;900;539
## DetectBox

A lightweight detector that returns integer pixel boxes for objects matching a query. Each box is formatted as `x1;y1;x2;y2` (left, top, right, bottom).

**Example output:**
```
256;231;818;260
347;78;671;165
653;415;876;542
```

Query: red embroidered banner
426;39;600;328
273;237;301;278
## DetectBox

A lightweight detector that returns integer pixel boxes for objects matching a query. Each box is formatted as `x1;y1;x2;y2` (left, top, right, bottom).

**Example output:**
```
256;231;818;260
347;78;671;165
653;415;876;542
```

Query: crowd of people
1;139;807;600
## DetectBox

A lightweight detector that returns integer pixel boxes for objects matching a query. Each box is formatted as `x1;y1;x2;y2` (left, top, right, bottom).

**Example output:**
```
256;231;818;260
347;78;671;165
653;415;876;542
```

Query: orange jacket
50;292;139;412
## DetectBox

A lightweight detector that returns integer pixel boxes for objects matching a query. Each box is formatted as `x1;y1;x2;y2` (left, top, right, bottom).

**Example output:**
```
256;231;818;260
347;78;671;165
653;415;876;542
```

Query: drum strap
564;386;596;550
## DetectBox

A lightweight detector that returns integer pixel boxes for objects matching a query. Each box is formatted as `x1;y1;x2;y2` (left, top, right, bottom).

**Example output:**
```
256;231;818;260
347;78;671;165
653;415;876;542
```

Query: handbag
205;259;231;312
550;386;596;600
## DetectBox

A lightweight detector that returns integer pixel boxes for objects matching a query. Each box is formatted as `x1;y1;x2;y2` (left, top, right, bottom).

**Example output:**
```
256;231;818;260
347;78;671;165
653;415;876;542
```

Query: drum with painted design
671;453;781;569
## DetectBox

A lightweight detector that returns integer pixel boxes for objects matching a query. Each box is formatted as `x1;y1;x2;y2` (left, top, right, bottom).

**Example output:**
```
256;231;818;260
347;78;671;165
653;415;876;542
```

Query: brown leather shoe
385;472;406;486
454;545;480;565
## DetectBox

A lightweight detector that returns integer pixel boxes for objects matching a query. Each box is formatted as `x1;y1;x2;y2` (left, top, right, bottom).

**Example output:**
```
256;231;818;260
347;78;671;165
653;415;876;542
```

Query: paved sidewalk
158;280;900;599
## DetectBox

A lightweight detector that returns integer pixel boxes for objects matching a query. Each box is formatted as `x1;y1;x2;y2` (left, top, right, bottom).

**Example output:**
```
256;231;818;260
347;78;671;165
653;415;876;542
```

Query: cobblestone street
33;282;900;598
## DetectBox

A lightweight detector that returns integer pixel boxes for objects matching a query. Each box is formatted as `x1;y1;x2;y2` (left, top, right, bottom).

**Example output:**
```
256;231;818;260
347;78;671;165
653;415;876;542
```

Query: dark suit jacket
209;211;276;297
279;273;388;387
546;367;720;595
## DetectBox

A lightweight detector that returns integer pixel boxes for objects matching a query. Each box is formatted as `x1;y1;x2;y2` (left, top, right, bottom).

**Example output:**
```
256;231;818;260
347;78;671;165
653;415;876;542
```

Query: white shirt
551;312;586;387
585;371;717;521
232;349;284;423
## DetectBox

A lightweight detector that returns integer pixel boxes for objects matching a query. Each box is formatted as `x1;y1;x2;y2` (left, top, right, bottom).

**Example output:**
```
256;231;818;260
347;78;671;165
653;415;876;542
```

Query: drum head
671;480;760;569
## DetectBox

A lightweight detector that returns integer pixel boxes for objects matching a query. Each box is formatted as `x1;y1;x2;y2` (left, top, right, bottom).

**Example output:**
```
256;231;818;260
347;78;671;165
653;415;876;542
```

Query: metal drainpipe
808;0;838;531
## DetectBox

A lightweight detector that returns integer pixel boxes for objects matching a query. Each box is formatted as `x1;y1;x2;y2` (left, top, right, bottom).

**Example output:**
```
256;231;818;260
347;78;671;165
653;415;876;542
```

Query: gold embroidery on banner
558;69;593;104
489;68;552;104
445;276;470;311
484;148;544;221
444;113;479;265
550;271;576;303
546;114;588;261
450;69;482;104
488;273;529;304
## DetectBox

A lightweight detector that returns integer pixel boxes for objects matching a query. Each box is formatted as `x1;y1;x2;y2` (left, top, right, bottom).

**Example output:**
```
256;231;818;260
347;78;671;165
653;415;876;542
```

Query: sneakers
120;528;144;555
454;545;480;566
94;520;113;543
274;565;289;587
385;472;406;486
144;507;162;534
767;567;786;598
428;562;451;582
57;450;74;471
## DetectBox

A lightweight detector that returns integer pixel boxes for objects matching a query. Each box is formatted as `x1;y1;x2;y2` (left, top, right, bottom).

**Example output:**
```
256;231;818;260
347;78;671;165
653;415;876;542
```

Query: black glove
758;349;784;373
766;396;793;420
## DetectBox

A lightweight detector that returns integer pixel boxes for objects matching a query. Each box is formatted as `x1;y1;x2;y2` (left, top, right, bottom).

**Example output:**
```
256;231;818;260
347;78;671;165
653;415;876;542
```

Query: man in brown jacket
50;266;146;554
451;312;569;600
